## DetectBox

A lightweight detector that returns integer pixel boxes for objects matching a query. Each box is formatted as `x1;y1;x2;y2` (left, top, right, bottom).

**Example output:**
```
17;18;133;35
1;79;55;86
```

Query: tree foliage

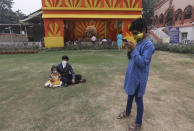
142;0;161;26
0;0;26;24
0;0;13;10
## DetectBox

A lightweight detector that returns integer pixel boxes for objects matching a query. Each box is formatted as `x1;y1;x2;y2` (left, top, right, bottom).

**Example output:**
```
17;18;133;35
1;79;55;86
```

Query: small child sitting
44;65;62;88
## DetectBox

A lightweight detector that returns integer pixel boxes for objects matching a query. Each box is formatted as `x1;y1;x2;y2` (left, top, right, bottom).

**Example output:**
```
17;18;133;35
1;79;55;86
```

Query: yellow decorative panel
44;37;64;48
45;0;63;7
42;0;142;8
48;23;61;37
42;14;142;19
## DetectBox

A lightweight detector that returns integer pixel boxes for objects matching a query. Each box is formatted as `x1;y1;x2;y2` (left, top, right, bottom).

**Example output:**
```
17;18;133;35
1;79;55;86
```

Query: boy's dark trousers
126;87;144;124
61;74;82;85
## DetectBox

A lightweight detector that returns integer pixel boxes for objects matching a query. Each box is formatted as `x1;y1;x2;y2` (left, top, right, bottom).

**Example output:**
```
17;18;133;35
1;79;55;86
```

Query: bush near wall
154;43;194;54
44;44;117;51
0;44;40;51
64;44;117;50
0;43;41;54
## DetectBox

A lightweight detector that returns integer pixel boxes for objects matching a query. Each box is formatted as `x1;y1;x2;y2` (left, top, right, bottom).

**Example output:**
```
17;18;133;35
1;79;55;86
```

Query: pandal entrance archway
42;0;142;48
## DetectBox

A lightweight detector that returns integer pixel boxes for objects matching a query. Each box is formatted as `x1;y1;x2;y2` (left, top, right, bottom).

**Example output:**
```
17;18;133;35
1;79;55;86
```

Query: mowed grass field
0;50;194;131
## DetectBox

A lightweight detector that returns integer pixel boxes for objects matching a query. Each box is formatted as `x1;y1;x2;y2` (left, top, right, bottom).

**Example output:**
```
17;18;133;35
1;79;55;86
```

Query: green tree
0;0;13;10
142;0;161;26
15;10;26;20
0;0;26;24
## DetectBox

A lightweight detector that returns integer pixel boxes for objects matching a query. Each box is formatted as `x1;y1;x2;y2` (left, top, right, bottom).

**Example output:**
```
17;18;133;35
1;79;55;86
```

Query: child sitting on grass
44;65;62;88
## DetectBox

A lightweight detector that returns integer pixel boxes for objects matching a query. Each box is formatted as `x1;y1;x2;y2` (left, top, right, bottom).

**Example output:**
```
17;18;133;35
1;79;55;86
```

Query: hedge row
45;44;117;51
64;44;118;50
154;43;194;54
1;42;193;54
0;45;40;51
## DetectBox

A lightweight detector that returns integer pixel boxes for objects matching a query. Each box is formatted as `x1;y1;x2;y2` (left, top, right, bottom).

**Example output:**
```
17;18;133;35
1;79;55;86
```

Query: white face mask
53;71;57;74
62;60;67;68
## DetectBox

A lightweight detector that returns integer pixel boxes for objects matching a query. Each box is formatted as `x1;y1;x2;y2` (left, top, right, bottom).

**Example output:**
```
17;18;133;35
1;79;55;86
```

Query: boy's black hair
62;55;69;61
129;18;147;33
51;65;57;73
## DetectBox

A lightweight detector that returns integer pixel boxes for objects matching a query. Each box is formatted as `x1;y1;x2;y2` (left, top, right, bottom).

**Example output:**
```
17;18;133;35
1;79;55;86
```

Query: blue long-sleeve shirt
124;39;155;97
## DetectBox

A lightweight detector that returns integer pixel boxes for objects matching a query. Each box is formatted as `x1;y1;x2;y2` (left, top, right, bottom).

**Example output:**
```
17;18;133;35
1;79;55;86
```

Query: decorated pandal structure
41;0;142;48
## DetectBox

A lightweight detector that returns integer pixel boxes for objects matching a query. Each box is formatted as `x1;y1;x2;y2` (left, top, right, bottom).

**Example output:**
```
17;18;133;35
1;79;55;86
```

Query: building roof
20;9;42;23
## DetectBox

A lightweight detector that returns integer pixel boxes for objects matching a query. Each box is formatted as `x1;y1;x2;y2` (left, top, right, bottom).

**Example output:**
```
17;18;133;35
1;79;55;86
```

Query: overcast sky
12;0;41;15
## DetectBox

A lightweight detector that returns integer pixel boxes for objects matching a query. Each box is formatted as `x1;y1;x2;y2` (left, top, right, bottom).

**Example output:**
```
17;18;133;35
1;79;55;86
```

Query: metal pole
9;27;13;43
20;24;22;34
25;25;28;42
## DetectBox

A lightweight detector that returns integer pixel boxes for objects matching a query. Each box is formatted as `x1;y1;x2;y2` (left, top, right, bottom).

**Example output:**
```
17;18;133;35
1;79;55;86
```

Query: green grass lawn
0;50;194;131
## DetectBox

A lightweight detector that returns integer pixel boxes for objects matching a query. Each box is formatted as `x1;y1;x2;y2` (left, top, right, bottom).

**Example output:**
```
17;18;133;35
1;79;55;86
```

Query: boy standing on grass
117;18;155;131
